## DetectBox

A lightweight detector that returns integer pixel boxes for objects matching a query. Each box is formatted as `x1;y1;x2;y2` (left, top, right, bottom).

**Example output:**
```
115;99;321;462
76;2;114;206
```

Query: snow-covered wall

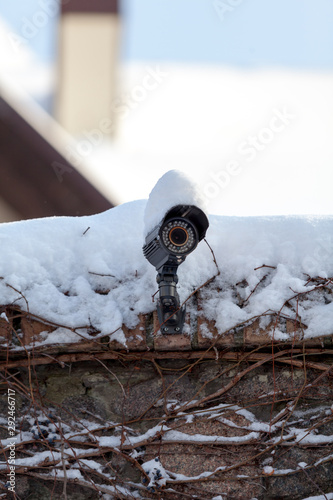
0;170;332;349
1;171;332;500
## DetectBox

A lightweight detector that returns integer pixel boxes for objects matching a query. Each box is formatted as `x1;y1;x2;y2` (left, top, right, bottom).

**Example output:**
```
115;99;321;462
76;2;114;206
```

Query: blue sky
1;0;333;69
122;0;333;68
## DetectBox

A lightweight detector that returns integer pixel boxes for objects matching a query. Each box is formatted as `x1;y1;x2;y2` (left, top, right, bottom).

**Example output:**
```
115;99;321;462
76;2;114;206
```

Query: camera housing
143;205;209;334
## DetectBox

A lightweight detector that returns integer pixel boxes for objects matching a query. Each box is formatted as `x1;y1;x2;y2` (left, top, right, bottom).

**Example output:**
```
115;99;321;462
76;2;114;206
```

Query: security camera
143;205;209;334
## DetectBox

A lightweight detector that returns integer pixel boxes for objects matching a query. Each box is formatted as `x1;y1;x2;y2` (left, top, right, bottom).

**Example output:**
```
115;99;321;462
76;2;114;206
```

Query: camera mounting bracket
156;263;186;334
143;204;209;335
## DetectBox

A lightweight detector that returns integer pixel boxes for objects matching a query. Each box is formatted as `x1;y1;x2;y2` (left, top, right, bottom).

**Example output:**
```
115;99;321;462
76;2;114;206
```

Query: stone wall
1;307;333;499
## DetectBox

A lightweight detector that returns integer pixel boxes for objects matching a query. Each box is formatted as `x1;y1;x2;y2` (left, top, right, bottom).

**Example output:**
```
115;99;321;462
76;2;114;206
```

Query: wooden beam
1;348;332;371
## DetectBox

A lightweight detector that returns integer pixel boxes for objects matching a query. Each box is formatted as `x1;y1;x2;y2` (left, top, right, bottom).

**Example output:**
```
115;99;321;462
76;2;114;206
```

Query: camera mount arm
156;262;186;334
143;204;209;335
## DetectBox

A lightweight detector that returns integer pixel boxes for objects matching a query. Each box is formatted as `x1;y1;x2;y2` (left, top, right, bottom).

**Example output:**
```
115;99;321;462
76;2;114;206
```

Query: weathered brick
285;318;304;337
197;314;235;348
153;311;191;350
197;295;235;348
120;314;147;351
0;316;11;342
286;318;331;347
244;319;274;345
20;314;53;345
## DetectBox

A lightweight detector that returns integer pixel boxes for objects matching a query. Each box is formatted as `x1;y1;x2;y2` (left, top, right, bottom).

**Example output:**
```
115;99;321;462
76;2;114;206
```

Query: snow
0;312;9;322
0;170;332;347
315;455;333;467
294;430;333;445
50;469;82;480
271;427;333;447
164;429;260;444
73;458;103;473
298;462;308;468
142;457;168;490
97;423;166;449
143;169;207;236
4;450;62;468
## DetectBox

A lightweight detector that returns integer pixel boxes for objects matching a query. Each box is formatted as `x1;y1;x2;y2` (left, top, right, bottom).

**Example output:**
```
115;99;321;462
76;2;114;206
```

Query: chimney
56;0;119;137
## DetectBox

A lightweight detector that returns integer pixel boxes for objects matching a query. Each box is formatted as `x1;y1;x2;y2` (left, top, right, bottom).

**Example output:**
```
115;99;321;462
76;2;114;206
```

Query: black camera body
143;205;209;334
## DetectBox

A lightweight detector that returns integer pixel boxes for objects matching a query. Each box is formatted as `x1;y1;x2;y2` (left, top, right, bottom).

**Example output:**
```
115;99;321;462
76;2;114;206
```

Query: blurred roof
0;93;114;221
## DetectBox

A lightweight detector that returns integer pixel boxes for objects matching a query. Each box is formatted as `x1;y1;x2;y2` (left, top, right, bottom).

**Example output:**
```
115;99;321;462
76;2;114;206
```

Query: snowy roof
0;93;114;220
0;171;332;349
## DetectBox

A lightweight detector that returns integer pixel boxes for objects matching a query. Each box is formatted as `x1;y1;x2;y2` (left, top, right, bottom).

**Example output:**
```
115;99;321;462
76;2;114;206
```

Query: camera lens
169;227;188;246
160;218;198;255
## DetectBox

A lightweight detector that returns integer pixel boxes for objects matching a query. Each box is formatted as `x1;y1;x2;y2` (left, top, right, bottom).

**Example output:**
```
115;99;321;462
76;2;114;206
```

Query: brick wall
1;304;333;499
1;300;332;355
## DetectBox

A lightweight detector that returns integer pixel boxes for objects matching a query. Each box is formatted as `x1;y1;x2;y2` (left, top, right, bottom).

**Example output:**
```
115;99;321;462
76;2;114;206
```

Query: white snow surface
142;457;168;489
143;169;207;236
0;171;332;347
